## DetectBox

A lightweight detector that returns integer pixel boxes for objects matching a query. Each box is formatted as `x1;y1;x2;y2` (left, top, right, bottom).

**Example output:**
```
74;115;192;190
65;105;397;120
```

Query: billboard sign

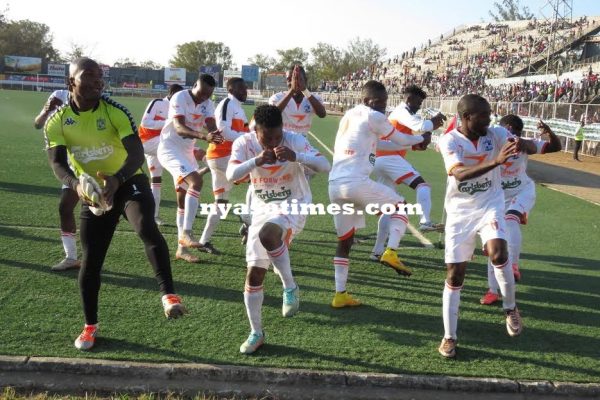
47;63;67;76
265;73;287;90
223;69;242;88
164;67;186;84
242;65;260;82
4;56;42;74
199;65;221;83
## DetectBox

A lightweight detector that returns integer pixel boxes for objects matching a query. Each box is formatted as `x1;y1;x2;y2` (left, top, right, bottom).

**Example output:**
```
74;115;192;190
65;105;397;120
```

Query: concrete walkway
1;356;599;399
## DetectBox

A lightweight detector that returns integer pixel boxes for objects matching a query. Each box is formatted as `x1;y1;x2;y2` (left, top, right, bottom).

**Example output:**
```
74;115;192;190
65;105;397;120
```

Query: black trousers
574;140;583;160
79;174;175;324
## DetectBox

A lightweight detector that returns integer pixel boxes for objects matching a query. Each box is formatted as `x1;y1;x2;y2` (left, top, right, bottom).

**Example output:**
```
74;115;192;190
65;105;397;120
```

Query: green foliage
246;54;276;72
489;0;534;21
273;47;308;72
169;41;232;72
0;18;59;61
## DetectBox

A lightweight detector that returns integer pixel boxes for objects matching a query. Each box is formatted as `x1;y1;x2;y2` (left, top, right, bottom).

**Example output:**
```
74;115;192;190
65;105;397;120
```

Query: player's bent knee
258;223;283;248
409;176;426;189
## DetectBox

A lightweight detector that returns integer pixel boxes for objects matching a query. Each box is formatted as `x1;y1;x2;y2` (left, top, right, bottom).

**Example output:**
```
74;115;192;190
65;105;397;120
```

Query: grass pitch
0;90;598;383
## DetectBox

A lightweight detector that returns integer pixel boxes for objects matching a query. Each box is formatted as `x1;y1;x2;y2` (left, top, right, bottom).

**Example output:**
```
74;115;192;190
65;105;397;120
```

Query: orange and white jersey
329;104;398;182
160;90;215;153
208;94;249;160
139;97;168;143
439;126;510;215
378;102;434;158
501;137;547;195
269;91;323;136
228;131;328;208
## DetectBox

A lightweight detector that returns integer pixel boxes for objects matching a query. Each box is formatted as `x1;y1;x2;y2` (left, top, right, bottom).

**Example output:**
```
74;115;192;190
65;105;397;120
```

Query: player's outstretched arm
34;97;63;129
538;120;562;153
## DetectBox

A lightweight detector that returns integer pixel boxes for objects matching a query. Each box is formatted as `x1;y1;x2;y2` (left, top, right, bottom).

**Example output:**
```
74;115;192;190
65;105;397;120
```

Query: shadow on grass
0;226;58;244
0;181;62;197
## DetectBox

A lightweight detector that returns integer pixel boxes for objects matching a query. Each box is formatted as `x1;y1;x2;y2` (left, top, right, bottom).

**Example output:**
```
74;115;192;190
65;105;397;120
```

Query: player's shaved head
499;114;524;136
69;57;99;78
227;77;244;91
168;84;183;98
362;80;388;113
457;94;491;137
457;94;489;118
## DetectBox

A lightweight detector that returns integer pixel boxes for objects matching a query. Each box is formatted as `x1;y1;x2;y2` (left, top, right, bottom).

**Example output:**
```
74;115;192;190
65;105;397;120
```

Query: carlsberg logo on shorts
502;177;522;190
255;187;292;202
458;178;492;195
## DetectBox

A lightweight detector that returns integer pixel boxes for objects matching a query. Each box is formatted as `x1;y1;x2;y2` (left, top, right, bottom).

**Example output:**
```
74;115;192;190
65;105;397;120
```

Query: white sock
200;204;222;244
442;280;462;340
61;231;77;260
333;257;349;292
176;208;185;238
268;243;295;289
487;259;500;293
244;285;264;334
151;183;161;218
416;183;432;224
372;214;389;255
492;259;516;310
505;215;522;268
387;214;408;250
183;189;200;231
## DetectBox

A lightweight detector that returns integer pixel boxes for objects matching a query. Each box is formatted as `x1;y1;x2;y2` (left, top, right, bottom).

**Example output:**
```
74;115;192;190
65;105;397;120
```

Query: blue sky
3;0;598;68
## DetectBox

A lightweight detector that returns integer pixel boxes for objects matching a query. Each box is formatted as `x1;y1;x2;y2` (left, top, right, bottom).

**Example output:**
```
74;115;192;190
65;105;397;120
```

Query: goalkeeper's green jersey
44;95;143;177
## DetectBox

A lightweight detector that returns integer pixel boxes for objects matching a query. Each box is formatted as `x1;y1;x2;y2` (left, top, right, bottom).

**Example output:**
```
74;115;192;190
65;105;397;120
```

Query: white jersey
229;131;315;207
501;137;547;196
268;91;323;135
439;126;510;215
388;101;434;134
329;104;396;182
139;97;168;143
50;89;69;104
160;90;215;153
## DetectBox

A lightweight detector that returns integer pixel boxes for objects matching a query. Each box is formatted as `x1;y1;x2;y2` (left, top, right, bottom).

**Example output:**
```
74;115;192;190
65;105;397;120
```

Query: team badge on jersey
96;118;106;130
304;104;311;113
64;117;76;126
482;137;493;151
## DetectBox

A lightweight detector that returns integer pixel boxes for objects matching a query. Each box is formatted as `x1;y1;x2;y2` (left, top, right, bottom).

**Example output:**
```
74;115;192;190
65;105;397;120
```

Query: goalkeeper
45;57;186;351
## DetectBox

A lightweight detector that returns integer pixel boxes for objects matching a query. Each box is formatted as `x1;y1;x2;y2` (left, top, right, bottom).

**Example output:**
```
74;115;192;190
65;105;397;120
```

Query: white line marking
308;131;434;248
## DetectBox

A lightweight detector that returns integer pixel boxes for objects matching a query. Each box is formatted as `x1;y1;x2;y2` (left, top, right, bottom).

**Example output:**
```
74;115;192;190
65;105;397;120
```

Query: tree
63;42;87;62
0;18;60;61
489;0;534;21
247;53;275;71
307;42;347;87
273;47;308;72
170;41;232;71
113;58;138;68
139;60;163;70
345;37;386;72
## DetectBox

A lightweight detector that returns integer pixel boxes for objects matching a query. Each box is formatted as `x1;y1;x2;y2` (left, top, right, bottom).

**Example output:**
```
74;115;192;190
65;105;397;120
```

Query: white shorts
374;155;420;187
157;143;198;189
246;212;306;268
207;156;232;199
143;137;162;178
329;178;405;239
504;184;535;224
444;206;507;264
